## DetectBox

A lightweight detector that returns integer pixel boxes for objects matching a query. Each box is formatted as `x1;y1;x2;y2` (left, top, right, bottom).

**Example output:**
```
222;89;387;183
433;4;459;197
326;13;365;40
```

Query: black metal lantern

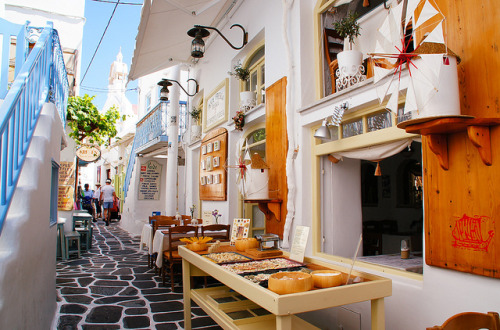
158;80;172;101
187;24;248;59
157;78;200;101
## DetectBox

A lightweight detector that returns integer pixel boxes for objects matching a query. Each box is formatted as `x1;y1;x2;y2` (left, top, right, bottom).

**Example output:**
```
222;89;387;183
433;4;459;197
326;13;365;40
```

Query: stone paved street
54;220;222;329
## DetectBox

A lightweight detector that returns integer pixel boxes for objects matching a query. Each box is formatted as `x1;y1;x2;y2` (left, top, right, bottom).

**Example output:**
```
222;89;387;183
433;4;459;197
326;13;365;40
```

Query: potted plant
332;11;362;76
229;61;256;110
189;106;202;139
232;110;246;131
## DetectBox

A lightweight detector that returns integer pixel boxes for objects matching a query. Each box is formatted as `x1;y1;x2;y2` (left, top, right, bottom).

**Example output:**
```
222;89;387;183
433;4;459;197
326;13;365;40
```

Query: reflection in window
367;111;392;132
342;119;363;138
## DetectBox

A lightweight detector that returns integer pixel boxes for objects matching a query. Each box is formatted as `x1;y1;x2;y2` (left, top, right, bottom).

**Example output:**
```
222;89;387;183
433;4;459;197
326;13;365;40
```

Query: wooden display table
179;245;392;329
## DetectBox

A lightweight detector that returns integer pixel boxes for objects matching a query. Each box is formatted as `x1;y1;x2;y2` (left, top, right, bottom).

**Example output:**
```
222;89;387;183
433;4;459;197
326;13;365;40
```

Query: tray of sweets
203;252;252;264
243;267;311;288
219;258;305;275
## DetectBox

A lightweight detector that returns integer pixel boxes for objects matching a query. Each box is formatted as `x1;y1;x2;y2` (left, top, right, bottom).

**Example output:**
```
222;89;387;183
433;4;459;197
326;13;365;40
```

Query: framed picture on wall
213;156;220;168
207;142;213;153
206;156;213;171
207;174;213;184
214;140;220;151
203;79;229;132
202;145;207;155
201;176;206;185
201;159;206;170
214;173;220;184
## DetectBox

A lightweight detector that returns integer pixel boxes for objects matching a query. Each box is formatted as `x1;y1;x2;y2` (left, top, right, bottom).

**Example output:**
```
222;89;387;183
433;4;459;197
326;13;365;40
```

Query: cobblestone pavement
54;220;222;329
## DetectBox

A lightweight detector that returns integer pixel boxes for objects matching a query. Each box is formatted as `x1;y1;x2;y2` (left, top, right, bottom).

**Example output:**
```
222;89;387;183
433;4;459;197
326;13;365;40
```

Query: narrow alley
54;220;221;330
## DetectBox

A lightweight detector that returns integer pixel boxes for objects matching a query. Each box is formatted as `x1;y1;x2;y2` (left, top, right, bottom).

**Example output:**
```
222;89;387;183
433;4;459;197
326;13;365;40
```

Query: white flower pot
337;50;363;76
240;91;256;110
191;125;202;140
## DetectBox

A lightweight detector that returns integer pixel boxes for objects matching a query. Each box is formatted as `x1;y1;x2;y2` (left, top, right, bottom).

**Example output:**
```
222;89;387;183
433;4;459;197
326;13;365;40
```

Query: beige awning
129;0;237;81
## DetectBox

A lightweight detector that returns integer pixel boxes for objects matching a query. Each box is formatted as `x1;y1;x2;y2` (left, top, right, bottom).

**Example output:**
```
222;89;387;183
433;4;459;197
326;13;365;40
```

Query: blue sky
80;0;142;110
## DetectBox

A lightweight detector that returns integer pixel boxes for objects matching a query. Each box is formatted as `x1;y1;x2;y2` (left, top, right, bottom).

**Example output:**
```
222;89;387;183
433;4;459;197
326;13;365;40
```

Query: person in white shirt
100;179;117;226
92;182;102;220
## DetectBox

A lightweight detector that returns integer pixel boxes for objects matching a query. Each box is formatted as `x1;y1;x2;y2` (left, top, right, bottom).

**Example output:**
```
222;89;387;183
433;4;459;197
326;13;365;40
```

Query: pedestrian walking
100;178;117;226
93;182;102;221
81;183;95;220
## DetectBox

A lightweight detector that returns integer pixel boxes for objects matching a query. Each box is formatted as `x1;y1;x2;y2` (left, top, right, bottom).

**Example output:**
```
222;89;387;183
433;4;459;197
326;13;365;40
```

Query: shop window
50;160;60;226
313;101;423;275
145;92;152;113
242;46;265;105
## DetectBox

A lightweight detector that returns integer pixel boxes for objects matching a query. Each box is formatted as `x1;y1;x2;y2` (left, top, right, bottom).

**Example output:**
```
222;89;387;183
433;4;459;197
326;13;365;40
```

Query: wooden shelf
244;199;282;223
399;117;500;170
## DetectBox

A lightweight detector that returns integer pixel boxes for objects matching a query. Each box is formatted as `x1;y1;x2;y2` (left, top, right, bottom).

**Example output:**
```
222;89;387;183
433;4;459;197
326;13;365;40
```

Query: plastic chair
162;225;198;291
427;311;500;330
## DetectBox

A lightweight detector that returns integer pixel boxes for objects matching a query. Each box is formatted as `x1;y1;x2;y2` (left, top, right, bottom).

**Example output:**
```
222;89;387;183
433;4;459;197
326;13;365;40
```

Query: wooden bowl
311;270;343;288
235;238;259;252
268;272;313;295
186;242;207;252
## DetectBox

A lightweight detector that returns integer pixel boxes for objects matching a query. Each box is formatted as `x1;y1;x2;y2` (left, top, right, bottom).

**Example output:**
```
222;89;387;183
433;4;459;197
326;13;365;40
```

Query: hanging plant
228;61;250;81
232;110;246;131
189;106;202;125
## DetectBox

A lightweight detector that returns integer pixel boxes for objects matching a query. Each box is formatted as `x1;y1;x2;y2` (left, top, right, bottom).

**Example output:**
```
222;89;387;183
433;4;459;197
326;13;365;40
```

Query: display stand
180;245;392;330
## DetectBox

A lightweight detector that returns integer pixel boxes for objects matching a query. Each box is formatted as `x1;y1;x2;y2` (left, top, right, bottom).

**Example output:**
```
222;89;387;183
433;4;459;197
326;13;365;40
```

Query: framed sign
76;145;101;162
138;160;162;200
230;218;251;244
200;128;227;200
203;79;228;132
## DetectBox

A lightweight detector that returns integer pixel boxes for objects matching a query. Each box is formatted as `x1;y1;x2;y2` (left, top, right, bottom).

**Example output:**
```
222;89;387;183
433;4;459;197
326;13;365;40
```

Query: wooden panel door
265;77;288;237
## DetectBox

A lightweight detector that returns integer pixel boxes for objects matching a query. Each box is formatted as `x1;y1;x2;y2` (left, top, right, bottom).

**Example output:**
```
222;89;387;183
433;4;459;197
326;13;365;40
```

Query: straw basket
268;272;313;295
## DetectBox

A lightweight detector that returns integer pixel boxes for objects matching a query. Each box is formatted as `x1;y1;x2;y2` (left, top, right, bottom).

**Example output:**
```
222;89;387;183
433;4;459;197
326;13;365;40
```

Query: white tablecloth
139;224;153;254
152;229;196;268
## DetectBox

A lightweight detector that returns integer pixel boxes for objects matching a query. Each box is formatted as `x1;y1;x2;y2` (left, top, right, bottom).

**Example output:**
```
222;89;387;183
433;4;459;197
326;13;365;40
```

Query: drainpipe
165;65;181;215
281;0;296;249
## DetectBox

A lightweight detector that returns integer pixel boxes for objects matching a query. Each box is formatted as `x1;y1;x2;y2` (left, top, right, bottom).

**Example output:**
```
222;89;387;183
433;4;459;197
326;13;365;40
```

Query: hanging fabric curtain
331;138;417;161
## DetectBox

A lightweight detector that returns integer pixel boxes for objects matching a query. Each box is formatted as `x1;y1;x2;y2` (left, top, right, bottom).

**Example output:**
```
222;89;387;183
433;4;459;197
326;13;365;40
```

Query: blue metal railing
0;22;69;234
122;100;188;197
123;135;138;198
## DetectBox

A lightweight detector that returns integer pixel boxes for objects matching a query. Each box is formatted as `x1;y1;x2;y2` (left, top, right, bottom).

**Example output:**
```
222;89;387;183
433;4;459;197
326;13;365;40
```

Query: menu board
200;127;227;200
58;161;75;211
289;226;310;263
138;160;162;200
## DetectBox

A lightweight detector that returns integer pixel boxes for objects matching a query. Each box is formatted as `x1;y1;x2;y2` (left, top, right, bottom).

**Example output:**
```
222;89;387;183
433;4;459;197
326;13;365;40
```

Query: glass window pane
248;47;265;68
342;119;363;138
249;144;266;162
397;104;411;123
250;71;257;92
247;128;266;144
367;111;392;132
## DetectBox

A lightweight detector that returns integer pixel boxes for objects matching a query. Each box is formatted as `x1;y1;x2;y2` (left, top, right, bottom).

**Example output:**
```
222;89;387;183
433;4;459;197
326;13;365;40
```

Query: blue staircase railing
0;22;69;234
123;135;138;198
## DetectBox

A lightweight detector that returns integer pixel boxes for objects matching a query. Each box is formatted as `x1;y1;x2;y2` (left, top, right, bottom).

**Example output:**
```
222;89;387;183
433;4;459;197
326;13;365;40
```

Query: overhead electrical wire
80;0;121;84
90;0;142;5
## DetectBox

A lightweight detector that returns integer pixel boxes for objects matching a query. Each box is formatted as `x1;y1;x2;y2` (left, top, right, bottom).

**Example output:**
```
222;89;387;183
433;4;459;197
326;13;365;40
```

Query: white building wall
178;0;500;329
0;104;64;329
2;0;85;92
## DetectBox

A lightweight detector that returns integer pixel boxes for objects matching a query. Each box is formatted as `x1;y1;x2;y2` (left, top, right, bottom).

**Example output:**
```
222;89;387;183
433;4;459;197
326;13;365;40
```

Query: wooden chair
323;28;343;94
201;224;231;242
162;225;198;291
181;215;192;225
148;216;178;268
427;311;500;330
150;215;179;235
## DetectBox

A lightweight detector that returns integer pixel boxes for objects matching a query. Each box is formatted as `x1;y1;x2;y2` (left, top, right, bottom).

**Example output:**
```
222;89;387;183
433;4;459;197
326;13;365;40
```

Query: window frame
311;102;423;279
242;44;265;106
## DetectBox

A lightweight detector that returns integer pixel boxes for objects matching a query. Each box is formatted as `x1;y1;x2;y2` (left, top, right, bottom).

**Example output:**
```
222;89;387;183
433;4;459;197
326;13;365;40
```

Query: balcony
134;100;187;156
